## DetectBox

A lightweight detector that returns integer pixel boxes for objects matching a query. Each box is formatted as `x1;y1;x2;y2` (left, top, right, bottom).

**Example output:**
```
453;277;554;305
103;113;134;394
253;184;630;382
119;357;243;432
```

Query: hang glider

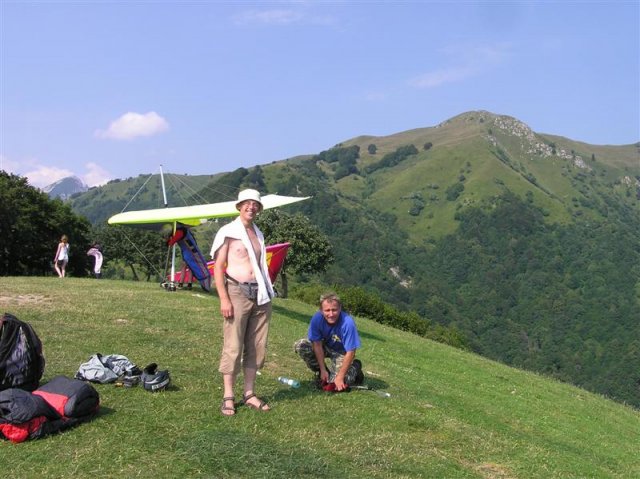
107;188;309;292
171;242;291;286
108;194;310;226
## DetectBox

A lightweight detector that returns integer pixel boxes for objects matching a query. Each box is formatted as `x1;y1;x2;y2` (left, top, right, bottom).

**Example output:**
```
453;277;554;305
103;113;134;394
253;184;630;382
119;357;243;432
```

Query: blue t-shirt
307;310;361;355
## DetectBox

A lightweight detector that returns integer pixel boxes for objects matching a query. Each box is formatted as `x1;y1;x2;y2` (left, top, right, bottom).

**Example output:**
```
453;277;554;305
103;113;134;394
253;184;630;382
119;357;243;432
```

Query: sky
1;1;638;189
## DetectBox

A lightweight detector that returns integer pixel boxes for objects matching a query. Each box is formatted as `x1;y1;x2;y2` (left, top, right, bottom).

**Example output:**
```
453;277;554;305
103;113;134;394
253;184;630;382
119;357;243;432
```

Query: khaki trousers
219;282;272;375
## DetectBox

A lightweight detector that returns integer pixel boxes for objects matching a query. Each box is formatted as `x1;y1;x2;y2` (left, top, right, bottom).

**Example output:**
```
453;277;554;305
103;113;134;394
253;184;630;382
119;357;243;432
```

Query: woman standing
54;235;70;278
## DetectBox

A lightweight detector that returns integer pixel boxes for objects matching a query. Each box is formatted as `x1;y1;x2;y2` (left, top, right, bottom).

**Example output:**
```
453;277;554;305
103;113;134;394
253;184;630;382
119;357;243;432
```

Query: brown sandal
242;393;270;412
221;396;236;416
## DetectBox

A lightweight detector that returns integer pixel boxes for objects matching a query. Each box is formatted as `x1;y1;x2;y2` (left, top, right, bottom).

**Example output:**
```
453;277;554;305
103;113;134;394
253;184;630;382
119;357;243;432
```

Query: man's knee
294;338;321;372
294;338;312;356
346;359;364;386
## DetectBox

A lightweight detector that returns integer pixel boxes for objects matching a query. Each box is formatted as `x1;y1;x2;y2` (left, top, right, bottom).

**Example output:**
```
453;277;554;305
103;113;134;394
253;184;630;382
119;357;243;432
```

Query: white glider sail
107;194;310;226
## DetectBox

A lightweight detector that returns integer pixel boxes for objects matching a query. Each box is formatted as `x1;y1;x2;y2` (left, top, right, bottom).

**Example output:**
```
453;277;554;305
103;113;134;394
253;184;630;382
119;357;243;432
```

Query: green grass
1;277;638;478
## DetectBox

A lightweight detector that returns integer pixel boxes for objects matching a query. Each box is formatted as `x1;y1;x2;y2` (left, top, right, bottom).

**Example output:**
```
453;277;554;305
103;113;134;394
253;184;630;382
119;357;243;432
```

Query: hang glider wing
173;242;291;286
108;194;310;226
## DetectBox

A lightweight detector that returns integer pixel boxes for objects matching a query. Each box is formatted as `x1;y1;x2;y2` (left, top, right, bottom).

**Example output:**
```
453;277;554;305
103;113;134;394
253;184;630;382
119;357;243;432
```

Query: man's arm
311;340;329;383
334;350;356;391
213;239;233;320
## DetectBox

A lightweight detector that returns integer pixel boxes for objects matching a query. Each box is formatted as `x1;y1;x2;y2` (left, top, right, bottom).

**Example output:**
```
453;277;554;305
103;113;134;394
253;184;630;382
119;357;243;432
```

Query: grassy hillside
335;111;639;243
61;109;640;411
1;277;638;478
68;111;639;242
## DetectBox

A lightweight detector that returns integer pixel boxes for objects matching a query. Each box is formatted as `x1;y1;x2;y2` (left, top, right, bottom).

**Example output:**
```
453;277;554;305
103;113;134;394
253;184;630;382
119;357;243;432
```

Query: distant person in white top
87;243;103;279
54;235;70;278
210;189;275;416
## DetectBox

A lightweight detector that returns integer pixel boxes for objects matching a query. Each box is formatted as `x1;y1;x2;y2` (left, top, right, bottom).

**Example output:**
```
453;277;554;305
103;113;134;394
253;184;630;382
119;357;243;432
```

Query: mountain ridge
67;109;640;407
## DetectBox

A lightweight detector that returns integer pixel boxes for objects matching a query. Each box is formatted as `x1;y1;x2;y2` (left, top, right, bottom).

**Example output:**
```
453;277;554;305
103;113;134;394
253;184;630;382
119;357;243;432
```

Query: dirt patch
0;294;50;307
475;462;513;479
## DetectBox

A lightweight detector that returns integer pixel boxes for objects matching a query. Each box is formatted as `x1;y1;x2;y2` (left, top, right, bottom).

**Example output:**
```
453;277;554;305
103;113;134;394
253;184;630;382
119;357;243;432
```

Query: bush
446;183;465;201
289;283;326;307
366;144;419;174
290;284;467;349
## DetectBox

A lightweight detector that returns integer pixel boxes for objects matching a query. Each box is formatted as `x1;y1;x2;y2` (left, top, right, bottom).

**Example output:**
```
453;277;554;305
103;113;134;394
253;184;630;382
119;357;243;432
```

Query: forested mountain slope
69;111;640;407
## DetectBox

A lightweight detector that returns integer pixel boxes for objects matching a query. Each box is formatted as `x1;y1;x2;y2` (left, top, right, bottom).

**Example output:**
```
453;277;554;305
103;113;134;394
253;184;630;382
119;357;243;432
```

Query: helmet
141;363;171;392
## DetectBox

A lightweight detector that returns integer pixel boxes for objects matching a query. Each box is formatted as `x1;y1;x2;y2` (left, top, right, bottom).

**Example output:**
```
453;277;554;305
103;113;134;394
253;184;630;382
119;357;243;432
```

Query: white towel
210;217;274;305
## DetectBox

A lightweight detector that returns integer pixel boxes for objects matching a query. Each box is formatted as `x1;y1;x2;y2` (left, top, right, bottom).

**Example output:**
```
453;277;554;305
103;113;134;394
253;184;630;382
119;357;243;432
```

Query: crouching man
294;292;363;391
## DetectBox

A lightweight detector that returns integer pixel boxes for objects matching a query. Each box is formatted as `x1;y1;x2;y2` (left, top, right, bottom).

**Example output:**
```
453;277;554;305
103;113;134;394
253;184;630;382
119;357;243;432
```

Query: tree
368;144;377;155
316;145;360;164
445;182;465;201
245;166;266;189
256;209;334;297
366;144;419;174
91;223;166;281
0;171;91;276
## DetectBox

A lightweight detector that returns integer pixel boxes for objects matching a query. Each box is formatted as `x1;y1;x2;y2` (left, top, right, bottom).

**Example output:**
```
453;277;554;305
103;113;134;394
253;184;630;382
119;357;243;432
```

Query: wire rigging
119;173;156;213
113;168;250;284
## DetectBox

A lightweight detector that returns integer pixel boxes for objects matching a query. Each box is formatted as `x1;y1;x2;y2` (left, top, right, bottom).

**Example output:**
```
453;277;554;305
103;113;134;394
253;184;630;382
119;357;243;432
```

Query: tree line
6;163;639;407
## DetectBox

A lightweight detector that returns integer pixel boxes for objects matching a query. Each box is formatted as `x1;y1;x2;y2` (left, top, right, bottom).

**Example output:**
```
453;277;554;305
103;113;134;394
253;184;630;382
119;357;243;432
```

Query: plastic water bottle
277;376;300;388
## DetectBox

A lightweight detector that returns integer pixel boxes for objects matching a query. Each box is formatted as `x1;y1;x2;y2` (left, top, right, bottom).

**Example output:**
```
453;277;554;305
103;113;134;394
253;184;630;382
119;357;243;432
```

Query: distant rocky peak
488;114;591;171
43;176;88;200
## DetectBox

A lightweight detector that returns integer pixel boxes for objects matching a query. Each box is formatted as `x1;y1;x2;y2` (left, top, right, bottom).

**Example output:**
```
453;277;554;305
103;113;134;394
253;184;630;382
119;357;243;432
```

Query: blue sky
1;1;638;188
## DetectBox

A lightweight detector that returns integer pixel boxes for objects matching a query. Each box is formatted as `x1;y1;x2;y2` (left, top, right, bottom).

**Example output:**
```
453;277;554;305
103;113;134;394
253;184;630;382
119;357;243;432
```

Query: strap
225;274;258;286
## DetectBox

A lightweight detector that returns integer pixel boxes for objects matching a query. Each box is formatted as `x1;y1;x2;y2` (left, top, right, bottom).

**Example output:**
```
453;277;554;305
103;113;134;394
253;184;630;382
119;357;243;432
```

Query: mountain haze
68;111;640;407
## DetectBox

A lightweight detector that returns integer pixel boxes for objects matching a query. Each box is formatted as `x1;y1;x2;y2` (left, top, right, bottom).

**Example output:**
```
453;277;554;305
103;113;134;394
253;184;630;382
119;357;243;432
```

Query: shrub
290;284;468;349
446;183;465;201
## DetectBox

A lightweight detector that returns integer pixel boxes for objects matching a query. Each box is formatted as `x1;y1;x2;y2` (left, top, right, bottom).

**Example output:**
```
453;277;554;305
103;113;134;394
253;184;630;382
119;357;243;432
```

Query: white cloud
409;42;511;89
233;5;336;27
0;154;69;188
94;111;169;141
1;154;17;173
24;165;75;189
2;155;111;188
363;90;388;102
409;66;475;89
81;162;111;187
234;9;305;25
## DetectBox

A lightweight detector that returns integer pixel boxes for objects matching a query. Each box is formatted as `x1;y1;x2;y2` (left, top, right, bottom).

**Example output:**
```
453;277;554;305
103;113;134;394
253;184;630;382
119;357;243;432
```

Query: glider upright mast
160;165;177;292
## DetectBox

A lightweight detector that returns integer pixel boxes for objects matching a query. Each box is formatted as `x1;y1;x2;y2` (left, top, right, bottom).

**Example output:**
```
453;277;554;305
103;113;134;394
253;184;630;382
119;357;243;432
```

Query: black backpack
0;313;45;392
